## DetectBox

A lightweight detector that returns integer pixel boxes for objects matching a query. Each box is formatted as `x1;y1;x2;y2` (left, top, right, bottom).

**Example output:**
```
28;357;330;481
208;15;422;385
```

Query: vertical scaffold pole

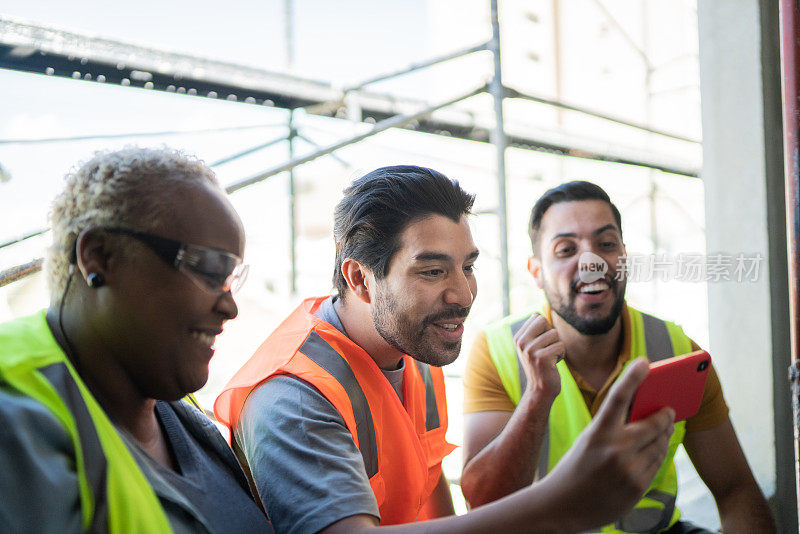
490;0;510;315
779;0;800;524
285;0;298;295
288;111;298;295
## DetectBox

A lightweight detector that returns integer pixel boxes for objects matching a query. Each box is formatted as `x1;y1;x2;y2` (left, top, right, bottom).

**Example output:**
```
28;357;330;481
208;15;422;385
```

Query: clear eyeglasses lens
179;246;248;295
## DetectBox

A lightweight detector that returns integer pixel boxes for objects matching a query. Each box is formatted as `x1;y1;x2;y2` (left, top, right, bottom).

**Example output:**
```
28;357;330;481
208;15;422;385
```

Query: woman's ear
341;258;373;304
75;227;112;285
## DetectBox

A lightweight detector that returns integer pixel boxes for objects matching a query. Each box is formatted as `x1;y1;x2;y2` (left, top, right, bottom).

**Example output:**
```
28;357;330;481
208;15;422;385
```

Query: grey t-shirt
235;297;405;534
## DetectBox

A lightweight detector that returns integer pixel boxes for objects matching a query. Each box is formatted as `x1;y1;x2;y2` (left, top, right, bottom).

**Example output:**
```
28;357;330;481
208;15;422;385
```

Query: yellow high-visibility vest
485;304;693;533
0;311;172;533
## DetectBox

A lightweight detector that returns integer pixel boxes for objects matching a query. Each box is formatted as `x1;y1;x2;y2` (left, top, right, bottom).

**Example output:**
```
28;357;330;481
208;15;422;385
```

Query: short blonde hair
46;146;220;298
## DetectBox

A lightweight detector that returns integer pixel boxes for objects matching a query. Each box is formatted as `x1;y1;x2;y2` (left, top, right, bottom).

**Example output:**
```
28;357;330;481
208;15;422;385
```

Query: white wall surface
698;0;777;501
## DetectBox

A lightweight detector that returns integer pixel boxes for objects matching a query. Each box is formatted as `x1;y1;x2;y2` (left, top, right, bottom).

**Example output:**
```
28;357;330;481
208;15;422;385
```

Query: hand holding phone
628;350;711;423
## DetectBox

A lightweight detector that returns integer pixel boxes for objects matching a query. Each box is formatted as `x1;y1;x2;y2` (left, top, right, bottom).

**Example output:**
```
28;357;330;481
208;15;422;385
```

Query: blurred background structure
0;0;794;530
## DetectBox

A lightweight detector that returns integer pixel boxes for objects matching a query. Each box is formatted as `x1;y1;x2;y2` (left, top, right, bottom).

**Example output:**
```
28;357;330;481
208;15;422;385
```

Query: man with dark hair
460;180;774;533
216;169;677;533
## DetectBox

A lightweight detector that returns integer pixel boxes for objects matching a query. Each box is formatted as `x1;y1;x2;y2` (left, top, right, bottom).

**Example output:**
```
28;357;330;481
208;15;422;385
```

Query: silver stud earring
86;272;105;288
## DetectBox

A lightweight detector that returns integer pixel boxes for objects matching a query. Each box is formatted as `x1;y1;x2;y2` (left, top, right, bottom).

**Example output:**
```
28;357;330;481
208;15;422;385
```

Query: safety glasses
104;228;248;295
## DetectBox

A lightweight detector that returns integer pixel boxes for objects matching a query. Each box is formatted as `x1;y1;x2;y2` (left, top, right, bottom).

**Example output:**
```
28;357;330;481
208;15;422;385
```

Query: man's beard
545;277;625;336
371;285;470;367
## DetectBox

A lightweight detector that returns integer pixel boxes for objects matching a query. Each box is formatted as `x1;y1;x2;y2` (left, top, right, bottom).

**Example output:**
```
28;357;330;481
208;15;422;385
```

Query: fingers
513;314;563;399
623;407;675;450
594;358;650;426
539;341;565;362
516;332;564;373
513;313;550;346
516;328;559;354
621;415;673;491
514;316;562;357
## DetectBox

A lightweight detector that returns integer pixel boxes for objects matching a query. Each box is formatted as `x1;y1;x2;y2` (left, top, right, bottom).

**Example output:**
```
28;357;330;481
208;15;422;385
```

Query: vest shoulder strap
412;359;441;432
638;310;674;361
298;329;380;478
0;314;106;530
484;311;537;405
39;362;109;532
629;307;694;361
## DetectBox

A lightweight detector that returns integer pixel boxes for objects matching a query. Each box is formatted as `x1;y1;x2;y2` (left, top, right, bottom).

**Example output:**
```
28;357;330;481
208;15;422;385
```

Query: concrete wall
697;1;795;531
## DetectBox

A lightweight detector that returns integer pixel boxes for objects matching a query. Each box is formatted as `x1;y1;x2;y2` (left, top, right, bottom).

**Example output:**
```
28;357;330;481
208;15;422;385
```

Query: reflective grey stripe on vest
298;330;379;478
534;424;550;481
615;489;676;533
39;362;108;534
413;360;441;431
583;489;676;533
640;312;674;362
510;318;529;394
509;317;551;480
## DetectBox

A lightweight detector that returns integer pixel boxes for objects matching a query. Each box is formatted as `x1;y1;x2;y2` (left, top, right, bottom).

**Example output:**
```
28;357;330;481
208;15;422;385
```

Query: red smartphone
628;350;711;423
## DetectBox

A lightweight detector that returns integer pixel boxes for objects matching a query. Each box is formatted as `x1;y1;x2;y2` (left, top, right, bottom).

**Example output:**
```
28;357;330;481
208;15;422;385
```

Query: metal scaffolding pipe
779;0;800;523
225;85;485;194
0;258;42;288
302;41;490;118
295;134;350;168
288;112;298;294
508;87;700;144
0;228;48;250
210;134;288;167
345;41;491;92
588;0;650;67
0;123;284;146
490;0;510;316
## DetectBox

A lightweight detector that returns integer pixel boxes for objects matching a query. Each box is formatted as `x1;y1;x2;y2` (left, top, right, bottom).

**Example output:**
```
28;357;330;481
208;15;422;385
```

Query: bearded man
460;181;774;533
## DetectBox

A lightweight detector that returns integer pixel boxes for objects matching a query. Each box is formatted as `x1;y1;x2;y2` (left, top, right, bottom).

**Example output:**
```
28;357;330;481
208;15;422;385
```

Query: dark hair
528;180;622;253
333;165;475;297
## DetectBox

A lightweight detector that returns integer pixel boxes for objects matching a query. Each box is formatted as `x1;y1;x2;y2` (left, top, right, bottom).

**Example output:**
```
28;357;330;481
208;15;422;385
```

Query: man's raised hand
513;313;564;403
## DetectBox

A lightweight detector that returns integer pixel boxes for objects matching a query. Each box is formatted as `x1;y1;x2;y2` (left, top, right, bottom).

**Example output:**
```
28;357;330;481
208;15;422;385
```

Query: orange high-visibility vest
215;297;455;525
